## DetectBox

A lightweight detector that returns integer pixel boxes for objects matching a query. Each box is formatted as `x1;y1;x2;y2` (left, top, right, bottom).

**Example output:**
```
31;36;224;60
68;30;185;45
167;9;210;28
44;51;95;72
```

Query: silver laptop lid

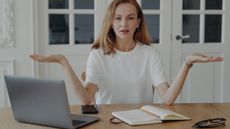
4;75;74;129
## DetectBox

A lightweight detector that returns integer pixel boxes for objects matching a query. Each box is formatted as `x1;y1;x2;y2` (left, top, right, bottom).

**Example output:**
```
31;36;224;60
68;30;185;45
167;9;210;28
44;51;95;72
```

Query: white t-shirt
85;43;167;104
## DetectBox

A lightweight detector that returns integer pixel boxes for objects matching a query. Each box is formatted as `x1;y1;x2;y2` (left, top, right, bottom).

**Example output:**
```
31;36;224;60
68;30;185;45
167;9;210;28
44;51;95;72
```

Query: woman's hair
92;0;152;55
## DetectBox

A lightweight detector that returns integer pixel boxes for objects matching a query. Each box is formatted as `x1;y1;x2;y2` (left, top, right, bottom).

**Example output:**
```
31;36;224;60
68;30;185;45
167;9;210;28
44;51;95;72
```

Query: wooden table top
0;103;229;129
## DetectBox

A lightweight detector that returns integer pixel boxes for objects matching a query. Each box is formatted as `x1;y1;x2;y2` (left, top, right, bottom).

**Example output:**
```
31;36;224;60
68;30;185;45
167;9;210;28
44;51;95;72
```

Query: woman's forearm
60;59;93;105
163;62;191;105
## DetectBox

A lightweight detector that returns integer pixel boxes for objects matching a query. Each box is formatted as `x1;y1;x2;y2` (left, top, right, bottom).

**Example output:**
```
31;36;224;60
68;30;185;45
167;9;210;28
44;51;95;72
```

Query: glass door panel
183;0;200;9
74;14;94;44
142;0;160;9
144;15;160;43
49;14;69;44
74;0;94;9
49;0;69;9
182;15;200;43
141;0;160;43
205;0;222;9
205;15;222;43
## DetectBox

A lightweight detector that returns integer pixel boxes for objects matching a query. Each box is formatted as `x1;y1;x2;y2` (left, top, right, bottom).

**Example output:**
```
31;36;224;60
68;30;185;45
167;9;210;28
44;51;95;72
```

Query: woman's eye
129;17;135;20
115;17;121;20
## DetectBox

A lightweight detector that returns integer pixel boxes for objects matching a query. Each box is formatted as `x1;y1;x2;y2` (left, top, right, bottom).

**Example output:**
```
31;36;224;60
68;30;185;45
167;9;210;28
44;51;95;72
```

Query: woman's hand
185;53;223;65
30;54;67;65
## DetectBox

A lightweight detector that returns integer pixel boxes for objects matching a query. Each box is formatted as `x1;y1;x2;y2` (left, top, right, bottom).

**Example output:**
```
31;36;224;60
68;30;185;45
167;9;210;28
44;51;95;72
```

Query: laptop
4;75;99;129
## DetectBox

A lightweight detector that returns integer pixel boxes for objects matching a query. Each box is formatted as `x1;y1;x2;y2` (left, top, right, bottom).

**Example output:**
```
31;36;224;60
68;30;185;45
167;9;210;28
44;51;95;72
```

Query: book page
112;109;162;125
141;105;190;120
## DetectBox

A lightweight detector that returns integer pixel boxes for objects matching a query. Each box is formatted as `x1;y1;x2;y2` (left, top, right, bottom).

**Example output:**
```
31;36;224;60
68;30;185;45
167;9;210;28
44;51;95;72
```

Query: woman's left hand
185;53;223;65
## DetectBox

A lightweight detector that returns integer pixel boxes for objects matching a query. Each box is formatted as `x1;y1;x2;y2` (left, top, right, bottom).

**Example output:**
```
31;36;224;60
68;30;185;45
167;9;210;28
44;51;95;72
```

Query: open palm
30;54;66;64
186;53;223;64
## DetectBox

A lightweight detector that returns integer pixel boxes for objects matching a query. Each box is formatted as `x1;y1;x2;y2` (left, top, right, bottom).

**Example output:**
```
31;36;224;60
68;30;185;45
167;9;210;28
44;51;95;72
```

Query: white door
171;0;230;103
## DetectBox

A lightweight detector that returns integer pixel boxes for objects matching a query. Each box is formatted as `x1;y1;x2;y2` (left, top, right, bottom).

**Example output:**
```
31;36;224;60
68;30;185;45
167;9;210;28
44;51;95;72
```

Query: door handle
176;35;190;40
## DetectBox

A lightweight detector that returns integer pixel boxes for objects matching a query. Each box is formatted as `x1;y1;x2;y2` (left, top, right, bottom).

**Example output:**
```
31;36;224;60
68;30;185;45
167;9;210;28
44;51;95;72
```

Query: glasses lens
211;118;225;123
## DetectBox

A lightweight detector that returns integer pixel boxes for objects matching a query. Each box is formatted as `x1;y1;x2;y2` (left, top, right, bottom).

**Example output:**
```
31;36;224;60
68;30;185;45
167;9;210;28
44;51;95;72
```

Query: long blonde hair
92;0;152;55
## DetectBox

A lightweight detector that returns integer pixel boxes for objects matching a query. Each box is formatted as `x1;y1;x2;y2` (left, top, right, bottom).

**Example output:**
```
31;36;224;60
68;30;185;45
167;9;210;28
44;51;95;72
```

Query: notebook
4;75;99;129
112;105;191;125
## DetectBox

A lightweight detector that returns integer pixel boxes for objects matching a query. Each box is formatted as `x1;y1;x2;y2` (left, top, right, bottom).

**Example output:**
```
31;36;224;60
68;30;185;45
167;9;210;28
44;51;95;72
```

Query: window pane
182;15;200;43
183;0;200;10
205;0;222;10
142;0;160;9
205;15;222;43
144;15;160;43
49;0;68;9
75;15;94;44
74;0;94;9
49;14;69;44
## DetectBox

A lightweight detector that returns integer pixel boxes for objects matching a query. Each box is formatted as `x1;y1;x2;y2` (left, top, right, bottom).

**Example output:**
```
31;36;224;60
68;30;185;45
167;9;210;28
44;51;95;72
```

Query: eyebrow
114;14;136;17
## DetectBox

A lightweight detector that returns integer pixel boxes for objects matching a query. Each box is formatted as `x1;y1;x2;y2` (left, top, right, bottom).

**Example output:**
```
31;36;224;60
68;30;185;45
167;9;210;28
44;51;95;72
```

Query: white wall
0;0;35;107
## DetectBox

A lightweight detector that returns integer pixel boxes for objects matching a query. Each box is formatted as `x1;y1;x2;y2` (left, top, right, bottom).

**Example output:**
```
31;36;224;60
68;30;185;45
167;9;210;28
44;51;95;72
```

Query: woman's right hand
30;54;67;65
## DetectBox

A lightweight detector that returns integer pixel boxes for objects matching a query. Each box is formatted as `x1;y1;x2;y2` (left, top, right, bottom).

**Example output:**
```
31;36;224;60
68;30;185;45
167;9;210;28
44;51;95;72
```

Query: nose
121;19;128;27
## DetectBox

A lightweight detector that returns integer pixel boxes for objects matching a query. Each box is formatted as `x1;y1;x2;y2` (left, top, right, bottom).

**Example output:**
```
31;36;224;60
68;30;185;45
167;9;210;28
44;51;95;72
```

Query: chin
118;35;132;39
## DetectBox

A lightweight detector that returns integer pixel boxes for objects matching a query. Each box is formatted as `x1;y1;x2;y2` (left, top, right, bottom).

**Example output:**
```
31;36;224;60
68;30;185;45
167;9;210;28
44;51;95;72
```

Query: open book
111;105;191;125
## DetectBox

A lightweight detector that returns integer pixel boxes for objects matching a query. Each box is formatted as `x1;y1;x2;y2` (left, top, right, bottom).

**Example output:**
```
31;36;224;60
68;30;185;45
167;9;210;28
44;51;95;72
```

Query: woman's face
112;3;140;41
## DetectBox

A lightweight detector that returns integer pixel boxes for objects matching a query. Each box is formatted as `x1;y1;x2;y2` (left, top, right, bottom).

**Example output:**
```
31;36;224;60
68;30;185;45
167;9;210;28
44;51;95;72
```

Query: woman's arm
156;53;223;105
30;54;97;105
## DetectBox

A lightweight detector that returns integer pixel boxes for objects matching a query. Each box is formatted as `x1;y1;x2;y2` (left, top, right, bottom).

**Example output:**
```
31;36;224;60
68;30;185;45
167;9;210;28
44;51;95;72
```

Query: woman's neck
115;38;136;52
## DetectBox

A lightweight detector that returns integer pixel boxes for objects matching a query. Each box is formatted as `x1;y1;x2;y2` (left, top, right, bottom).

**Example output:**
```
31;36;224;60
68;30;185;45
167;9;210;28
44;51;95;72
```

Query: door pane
49;14;69;44
205;0;222;10
182;15;200;43
142;0;160;9
49;0;68;9
75;15;94;44
74;0;94;9
183;0;200;10
144;15;160;43
205;15;222;43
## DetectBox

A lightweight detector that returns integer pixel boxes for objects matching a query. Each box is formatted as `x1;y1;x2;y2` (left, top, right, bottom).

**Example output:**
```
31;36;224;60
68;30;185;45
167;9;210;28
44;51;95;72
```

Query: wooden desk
0;103;229;129
212;103;230;118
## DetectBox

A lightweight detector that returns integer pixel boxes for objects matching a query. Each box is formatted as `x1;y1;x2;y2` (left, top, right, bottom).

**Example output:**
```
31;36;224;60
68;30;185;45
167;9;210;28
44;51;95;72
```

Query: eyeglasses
192;118;226;128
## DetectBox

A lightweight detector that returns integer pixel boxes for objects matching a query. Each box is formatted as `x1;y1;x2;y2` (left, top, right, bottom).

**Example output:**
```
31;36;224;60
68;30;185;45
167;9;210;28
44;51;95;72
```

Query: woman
30;0;223;105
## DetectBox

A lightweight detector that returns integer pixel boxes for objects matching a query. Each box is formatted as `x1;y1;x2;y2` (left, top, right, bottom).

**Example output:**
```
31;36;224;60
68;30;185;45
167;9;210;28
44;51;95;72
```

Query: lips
120;29;129;33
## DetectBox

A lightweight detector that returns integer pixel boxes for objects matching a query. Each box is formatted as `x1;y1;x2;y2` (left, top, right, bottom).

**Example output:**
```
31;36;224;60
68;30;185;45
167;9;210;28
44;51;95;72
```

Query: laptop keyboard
72;120;86;126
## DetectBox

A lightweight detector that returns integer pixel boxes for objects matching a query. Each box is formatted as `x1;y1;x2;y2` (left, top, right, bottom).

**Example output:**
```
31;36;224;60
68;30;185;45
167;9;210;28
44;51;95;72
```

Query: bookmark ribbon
110;117;124;124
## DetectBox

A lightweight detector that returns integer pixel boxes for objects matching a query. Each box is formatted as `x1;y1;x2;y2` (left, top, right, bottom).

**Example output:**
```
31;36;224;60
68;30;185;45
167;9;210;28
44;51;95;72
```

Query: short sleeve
85;51;100;87
151;49;167;86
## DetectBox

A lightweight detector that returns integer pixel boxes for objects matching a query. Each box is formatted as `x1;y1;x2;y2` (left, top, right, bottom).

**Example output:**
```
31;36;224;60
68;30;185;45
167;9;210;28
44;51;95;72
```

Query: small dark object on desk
81;105;99;114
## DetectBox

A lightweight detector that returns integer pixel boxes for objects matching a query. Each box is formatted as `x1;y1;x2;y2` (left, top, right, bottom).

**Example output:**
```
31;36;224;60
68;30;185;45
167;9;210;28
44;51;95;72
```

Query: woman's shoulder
89;48;105;57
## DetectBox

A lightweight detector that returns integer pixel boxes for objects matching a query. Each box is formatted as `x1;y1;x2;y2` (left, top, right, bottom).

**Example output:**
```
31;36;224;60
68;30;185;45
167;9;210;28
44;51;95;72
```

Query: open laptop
4;75;99;129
